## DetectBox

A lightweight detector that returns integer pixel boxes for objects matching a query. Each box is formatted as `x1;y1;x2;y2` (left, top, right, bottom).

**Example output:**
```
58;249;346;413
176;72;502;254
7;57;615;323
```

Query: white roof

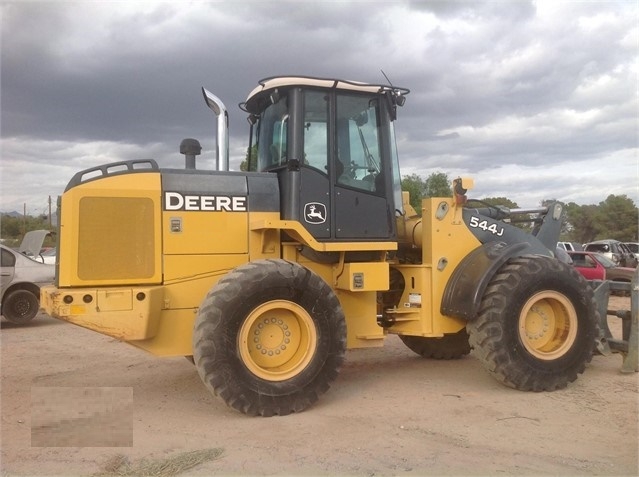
243;76;408;112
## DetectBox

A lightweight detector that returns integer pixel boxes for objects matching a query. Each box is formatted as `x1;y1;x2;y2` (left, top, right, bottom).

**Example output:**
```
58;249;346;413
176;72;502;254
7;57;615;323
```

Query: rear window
585;243;609;253
1;248;16;267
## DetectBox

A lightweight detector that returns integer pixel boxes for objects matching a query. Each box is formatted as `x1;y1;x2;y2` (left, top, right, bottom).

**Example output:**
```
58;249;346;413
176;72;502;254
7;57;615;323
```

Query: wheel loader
41;76;598;416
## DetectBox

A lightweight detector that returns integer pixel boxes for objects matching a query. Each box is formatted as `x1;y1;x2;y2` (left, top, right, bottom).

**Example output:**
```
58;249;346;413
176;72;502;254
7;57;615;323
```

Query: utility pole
48;196;52;228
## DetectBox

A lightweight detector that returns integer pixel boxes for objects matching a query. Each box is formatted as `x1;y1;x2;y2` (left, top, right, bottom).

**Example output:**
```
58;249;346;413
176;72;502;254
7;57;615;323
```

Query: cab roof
241;75;409;114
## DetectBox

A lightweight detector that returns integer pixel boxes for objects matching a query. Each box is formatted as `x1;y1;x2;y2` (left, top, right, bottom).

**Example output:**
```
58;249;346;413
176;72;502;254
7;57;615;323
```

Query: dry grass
95;448;224;477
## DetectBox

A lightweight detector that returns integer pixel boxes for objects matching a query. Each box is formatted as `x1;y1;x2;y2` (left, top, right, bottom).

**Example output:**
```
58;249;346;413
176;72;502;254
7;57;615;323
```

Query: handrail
65;159;159;191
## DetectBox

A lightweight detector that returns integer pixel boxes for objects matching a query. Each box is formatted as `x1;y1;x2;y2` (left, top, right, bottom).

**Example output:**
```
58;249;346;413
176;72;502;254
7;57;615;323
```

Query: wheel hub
239;300;317;381
519;291;578;360
525;305;550;340
253;317;291;355
14;300;30;316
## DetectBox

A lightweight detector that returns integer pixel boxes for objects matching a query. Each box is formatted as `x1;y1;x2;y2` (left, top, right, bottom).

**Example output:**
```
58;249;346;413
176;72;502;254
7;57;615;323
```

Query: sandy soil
1;296;637;477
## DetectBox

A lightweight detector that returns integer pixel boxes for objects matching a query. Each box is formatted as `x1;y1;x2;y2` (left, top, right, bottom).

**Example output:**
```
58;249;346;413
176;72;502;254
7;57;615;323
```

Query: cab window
335;95;382;193
252;97;288;171
302;90;328;173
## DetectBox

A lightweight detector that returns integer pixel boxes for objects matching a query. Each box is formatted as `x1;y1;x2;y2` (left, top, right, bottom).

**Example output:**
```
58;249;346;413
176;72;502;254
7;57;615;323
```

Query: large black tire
2;289;39;325
193;259;346;416
467;255;598;391
399;329;471;359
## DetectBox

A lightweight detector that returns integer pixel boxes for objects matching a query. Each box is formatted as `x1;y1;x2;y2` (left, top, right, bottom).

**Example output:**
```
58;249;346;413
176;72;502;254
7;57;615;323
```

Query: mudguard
441;241;536;321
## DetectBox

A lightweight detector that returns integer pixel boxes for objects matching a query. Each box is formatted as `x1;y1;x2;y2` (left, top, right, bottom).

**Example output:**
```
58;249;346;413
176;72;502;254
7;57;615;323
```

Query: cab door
332;94;393;239
299;91;395;241
268;88;397;242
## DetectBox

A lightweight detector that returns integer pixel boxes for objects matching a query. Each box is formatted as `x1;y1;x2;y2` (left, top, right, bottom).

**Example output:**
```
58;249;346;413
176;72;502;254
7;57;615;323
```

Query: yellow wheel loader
41;76;598;416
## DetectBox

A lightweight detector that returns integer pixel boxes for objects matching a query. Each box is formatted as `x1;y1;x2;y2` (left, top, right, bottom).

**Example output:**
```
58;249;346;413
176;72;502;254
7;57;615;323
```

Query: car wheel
3;289;39;325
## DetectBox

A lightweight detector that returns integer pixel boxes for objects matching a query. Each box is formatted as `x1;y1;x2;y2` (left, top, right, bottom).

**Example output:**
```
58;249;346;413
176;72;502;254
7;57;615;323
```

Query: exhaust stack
202;87;229;171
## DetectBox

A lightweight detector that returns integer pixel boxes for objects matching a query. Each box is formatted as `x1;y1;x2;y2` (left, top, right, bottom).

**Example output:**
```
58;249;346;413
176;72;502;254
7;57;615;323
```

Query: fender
441;241;542;321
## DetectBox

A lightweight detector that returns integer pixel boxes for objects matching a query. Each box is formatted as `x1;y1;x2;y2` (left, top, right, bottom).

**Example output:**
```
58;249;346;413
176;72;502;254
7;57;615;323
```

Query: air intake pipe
179;138;201;169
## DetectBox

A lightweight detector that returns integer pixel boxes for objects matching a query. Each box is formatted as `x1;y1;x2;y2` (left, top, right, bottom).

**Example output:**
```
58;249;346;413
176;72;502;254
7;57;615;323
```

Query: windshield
593;253;617;268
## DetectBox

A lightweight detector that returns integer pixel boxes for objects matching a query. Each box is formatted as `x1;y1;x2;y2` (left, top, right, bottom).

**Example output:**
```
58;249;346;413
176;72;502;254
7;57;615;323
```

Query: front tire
3;289;39;325
467;255;598;391
193;259;346;416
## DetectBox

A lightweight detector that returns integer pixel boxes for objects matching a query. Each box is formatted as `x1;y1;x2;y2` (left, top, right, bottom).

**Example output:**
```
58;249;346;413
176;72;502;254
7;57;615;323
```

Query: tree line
0;214;56;248
402;172;638;243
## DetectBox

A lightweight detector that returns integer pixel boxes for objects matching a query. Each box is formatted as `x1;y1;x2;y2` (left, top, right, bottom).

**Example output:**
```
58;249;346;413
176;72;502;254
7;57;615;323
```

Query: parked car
39;247;57;265
557;241;582;252
1;230;55;324
625;242;639;260
583;239;638;268
567;251;635;295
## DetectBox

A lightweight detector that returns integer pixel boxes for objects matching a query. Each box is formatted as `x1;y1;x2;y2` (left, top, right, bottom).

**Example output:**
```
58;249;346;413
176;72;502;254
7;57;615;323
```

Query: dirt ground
1;296;637;477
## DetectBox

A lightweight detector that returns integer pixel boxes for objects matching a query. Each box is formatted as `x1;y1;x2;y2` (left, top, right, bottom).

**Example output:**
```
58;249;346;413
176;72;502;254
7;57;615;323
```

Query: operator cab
242;76;408;242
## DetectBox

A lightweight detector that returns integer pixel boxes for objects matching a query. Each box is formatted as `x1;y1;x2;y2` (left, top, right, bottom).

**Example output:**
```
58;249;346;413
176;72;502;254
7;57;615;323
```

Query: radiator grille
78;197;155;280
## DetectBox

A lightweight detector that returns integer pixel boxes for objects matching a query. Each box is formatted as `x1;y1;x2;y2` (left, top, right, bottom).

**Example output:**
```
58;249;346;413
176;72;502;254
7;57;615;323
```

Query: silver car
583;239;638;268
625;242;639;261
1;230;55;324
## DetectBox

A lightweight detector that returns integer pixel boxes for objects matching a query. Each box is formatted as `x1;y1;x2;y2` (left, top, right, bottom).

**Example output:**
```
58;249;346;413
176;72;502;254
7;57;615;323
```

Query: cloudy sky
1;0;637;217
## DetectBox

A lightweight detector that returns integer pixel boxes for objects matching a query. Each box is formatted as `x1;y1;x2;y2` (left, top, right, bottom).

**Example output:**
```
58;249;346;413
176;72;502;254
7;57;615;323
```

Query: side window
1;248;16;267
270;116;288;166
584;255;596;268
254;98;289;171
335;94;382;193
303;91;328;173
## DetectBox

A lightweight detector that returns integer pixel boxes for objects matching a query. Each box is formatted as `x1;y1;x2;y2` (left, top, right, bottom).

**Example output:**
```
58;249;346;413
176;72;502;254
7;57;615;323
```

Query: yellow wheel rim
518;291;578;360
239;300;317;381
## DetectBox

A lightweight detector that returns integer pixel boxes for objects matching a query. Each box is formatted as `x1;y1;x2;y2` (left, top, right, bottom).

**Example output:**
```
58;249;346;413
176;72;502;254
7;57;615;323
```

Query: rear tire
399;329;470;359
3;289;39;325
467;255;598;391
193;259;346;416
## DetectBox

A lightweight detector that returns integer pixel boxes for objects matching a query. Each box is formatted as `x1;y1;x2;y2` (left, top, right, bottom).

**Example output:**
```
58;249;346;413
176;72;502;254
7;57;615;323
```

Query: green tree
400;173;427;212
0;214;55;247
424;172;452;198
0;215;22;238
564;202;598;244
594;194;638;242
400;172;452;214
240;145;258;172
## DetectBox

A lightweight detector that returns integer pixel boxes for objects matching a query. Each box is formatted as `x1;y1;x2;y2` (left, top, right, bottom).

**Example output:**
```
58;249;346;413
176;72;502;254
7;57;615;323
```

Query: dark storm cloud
2;1;388;147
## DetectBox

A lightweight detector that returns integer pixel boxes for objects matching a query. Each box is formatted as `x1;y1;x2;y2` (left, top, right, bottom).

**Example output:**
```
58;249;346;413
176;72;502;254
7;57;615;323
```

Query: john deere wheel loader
41;76;598;416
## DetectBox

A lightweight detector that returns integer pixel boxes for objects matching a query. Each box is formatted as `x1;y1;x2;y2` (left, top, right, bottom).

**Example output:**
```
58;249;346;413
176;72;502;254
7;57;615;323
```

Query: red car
567;251;635;294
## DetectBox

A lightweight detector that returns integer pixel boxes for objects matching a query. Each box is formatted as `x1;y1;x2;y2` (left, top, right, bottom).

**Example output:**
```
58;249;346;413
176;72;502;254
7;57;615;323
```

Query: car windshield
592;253;616;268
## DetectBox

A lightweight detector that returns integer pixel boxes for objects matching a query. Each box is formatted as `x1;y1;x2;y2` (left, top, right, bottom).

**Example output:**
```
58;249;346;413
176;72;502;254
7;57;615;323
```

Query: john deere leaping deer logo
304;202;327;224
